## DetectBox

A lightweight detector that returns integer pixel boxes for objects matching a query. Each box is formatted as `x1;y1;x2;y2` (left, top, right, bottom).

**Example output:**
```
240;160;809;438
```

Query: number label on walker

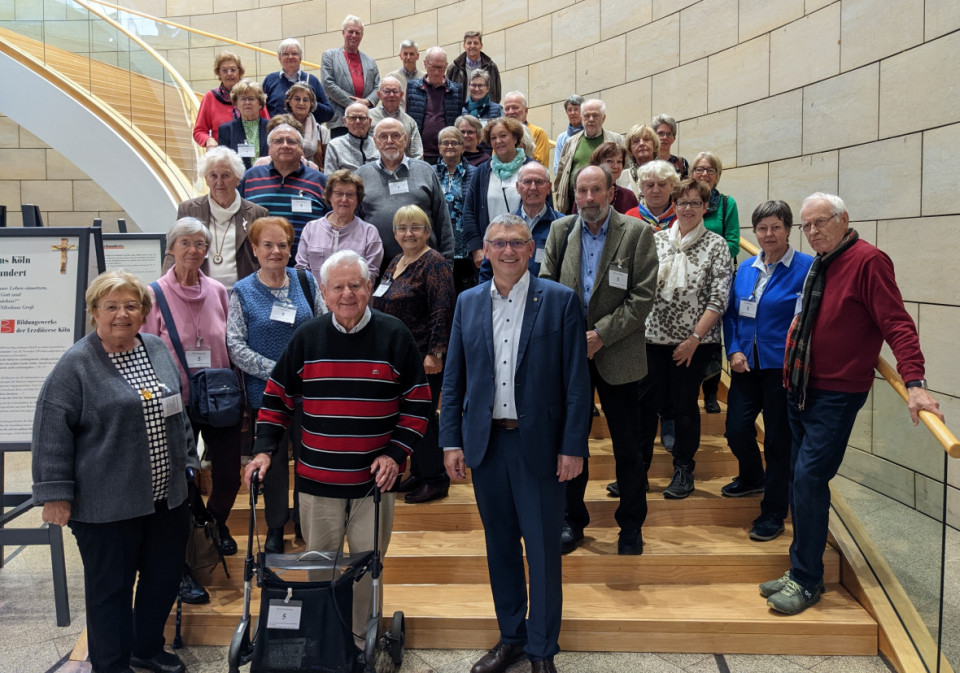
267;599;302;630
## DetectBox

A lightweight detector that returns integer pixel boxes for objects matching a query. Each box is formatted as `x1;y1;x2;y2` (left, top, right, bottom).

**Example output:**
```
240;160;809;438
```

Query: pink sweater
142;267;231;404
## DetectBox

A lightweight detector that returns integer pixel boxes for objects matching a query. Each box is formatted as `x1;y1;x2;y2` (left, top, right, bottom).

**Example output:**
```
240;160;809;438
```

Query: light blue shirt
579;206;612;314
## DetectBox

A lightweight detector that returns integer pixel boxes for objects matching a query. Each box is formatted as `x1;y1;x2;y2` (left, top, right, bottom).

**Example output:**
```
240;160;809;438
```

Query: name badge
186;349;212;369
388;180;409;195
291;198;312;213
237;142;255;158
267;599;302;630
160;392;183;418
608;269;628;290
739;299;758;318
795;294;803;315
270;301;297;324
535;247;545;263
373;278;391;298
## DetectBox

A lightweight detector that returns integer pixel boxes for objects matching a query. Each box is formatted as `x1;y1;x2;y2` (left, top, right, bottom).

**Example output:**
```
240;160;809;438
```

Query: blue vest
233;268;316;407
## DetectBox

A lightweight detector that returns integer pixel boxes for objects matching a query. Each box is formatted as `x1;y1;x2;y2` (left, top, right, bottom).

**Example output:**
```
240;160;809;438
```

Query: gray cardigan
32;332;200;523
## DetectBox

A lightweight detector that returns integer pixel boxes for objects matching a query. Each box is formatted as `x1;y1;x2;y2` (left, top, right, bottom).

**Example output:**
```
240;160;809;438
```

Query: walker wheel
387;611;405;666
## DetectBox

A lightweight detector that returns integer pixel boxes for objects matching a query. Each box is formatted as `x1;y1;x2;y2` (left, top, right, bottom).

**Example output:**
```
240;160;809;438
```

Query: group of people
29;16;945;673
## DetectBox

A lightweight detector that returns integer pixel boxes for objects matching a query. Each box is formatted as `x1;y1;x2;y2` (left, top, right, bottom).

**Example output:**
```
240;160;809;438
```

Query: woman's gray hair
801;192;847;217
469;68;491;86
651;113;678;135
438;126;464;145
637;159;680;187
166;217;211;253
198;146;245;180
564;94;584;111
455;114;483;134
276;38;302;59
320;249;369;285
752;200;794;230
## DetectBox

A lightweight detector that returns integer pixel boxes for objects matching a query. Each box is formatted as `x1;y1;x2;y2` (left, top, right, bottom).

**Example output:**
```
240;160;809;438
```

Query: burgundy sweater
808;239;924;393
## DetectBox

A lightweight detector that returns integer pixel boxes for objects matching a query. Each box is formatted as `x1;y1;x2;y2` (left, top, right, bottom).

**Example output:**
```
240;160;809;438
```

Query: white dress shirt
491;271;529;420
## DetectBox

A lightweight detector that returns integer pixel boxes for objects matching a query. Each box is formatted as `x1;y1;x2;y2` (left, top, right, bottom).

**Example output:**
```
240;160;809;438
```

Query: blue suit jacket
439;274;591;477
217;118;269;169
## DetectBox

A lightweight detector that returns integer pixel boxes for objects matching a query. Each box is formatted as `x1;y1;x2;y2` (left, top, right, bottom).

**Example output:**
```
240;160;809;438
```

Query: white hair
320;249;369;285
166;217;211;252
504;90;528;108
342;15;363;30
802;192;847;217
582;98;606;115
198;146;245;180
276;38;302;59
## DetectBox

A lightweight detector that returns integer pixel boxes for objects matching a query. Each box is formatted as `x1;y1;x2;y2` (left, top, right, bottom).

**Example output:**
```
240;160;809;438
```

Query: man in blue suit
441;214;591;673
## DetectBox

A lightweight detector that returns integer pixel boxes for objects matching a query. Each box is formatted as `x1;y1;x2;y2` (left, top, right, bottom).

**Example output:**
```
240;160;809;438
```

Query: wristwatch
905;379;927;389
433;351;444;360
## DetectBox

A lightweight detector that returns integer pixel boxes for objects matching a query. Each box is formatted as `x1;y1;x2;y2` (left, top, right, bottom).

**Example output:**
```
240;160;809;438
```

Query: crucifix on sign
51;237;78;274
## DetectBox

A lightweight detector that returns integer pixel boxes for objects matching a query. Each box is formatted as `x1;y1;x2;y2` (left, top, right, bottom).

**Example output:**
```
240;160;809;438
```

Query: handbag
150;281;243;427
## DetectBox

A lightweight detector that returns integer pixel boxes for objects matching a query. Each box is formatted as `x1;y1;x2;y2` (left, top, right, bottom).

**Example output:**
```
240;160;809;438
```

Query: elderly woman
625;124;660;196
722;201;813;541
228;216;325;553
34;270;199;673
171;146;267;292
456;114;491;167
625;159;680;230
262;37;334;121
572;142;638;215
143;218;240;555
553;94;584;174
295;169;383;279
285;82;329;168
193;50;267;149
462;117;535;270
217;80;269;169
372;205;455;504
652;113;689;179
463;69;503;122
638;179;731;499
435;126;477;293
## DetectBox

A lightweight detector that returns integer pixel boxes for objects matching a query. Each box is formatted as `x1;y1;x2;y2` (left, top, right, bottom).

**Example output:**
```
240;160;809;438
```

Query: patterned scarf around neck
213;84;240;120
783;227;860;409
491;148;525;180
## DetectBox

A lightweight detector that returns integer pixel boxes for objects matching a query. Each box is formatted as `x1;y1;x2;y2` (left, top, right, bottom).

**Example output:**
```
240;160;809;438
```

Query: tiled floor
0;452;913;673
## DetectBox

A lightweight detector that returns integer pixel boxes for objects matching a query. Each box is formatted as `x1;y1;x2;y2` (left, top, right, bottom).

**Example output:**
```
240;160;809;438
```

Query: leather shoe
470;642;526;673
265;527;285;553
618;527;644;555
560;521;583;555
404;482;448;504
397;475;423;493
217;522;237;556
180;565;209;604
703;393;721;414
532;659;557;673
130;650;185;673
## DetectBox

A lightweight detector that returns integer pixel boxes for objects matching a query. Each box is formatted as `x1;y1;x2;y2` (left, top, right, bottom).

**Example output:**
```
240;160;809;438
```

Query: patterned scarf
491;148;525;180
635;199;677;231
212;84;240;120
783;228;860;409
657;221;707;300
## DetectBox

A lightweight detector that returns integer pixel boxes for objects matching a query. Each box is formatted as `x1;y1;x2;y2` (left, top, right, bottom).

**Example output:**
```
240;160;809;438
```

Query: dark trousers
473;427;565;661
70;502;189;673
453;257;478;295
409;372;450;487
725;367;792;520
258;403;303;529
787;388;868;590
190;418;241;524
565;360;646;532
638;343;718;471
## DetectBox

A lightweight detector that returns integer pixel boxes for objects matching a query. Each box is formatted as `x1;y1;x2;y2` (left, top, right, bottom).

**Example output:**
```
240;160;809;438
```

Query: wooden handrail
81;0;321;71
738;235;960;457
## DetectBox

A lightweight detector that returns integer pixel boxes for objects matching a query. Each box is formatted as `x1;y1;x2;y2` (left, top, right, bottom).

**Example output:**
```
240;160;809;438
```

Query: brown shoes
470;642;526;673
531;660;557;673
403;482;449;504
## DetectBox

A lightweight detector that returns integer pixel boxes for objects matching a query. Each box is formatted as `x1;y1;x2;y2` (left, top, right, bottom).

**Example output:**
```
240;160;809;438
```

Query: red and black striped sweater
254;310;431;499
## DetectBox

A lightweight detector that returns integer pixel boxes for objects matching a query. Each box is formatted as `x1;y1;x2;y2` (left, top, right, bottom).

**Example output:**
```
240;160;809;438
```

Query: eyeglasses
270;137;300;146
692;166;717;176
331;190;357;200
177;239;209;250
458;128;477;136
380;88;402;96
237;96;259;103
345;115;370;122
376;132;404;142
485;239;531;250
676;201;703;209
518;178;549;186
290;96;312;104
394;224;427;233
219;67;238;75
657;131;675;138
799;214;838;233
97;301;142;314
469;82;488;89
439;140;462;147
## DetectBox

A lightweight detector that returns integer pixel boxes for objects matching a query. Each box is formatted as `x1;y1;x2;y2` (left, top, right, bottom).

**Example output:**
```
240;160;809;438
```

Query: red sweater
809;239;924;393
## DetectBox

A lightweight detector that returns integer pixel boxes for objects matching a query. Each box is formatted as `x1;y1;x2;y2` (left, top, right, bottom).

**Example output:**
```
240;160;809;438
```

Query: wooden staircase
166;400;878;656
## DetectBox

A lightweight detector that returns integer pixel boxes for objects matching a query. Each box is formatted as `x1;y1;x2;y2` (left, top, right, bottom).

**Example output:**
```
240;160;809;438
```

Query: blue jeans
787;387;868;590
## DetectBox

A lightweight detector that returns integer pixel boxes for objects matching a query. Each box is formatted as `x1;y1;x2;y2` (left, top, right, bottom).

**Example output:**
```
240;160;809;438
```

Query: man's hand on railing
908;387;944;426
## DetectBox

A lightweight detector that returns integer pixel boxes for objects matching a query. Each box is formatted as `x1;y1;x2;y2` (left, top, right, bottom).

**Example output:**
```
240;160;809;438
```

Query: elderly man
442;214;590;673
387;39;423;104
553;99;624;214
760;193;943;615
262;38;333;121
446;31;502;103
239;124;328;262
503;91;550;167
369;76;424;160
479;162;563;282
323;102;378;173
406;47;463;164
245;248;431;640
540;165;658;556
321;15;380;137
356;118;454;274
552;94;584;174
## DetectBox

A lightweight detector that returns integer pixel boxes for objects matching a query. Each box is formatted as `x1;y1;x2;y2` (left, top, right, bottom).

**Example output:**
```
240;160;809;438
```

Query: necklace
258;269;288;289
210;218;228;264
